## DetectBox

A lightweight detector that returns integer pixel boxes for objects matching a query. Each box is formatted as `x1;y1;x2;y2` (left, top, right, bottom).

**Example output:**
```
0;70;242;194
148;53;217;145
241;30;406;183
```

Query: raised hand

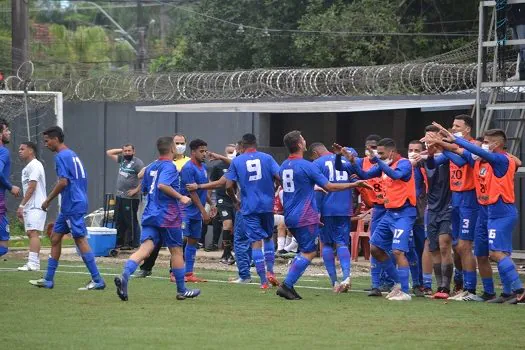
332;143;344;155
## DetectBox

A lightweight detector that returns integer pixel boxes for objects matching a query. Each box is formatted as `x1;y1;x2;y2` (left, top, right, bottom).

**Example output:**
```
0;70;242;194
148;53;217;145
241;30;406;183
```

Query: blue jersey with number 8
225;149;279;215
279;156;329;228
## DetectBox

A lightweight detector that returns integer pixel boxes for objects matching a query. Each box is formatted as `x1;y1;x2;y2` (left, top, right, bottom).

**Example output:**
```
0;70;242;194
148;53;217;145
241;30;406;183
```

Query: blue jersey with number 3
225;149;279;215
279;157;329;228
55;149;88;215
313;153;353;217
141;159;183;227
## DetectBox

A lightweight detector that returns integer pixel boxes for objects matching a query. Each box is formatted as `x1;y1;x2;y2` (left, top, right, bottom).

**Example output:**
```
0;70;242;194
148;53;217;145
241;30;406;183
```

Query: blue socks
382;258;400;284
122;260;139;280
423;273;433;289
372;258;399;289
336;246;351;281
171;268;186;294
263;239;275;274
370;257;381;289
45;257;59;281
497;256;523;292
454;268;463;284
322;246;337;286
398;266;410;293
463;270;477;293
284;254;310;288
406;248;420;286
184;244;197;274
0;245;7;257
252;248;267;284
81;252;102;283
482;277;495;295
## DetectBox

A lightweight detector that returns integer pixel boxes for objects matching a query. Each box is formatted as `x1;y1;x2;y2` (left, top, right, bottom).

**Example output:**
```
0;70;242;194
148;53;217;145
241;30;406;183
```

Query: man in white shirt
17;142;47;271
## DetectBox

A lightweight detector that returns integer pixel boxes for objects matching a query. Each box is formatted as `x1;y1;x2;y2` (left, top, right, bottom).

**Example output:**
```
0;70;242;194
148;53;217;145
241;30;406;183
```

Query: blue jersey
313;153;353;217
180;160;208;220
225;149;279;215
280;156;329;228
55;149;88;215
0;146;12;215
141;159;183;227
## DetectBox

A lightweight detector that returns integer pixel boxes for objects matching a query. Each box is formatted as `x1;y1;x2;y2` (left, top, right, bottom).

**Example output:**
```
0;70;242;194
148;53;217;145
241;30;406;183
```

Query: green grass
0;258;524;350
8;237;75;248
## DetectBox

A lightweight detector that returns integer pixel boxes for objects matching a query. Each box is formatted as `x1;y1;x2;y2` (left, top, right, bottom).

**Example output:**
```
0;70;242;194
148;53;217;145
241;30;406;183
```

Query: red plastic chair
350;211;371;262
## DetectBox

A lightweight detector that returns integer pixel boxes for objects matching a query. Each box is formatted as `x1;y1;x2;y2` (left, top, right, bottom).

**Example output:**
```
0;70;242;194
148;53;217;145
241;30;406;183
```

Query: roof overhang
136;98;475;114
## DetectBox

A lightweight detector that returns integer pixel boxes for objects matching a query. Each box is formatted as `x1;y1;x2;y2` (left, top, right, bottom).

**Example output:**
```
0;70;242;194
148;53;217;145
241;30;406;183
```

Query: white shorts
274;214;285;227
23;209;47;232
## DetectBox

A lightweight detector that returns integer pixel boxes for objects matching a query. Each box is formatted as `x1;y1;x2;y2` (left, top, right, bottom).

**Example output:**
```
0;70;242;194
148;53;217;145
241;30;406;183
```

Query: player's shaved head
157;136;174;156
378;138;396;149
365;134;381;149
309;142;328;160
484;128;507;142
242;133;257;148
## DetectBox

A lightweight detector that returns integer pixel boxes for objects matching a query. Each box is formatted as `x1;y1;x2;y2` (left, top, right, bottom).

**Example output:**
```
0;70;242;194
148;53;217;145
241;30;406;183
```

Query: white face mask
383;158;393;165
408;152;416;160
454;132;463;138
420;154;429;160
472;153;480;161
227;153;236;160
481;144;491;153
175;144;186;154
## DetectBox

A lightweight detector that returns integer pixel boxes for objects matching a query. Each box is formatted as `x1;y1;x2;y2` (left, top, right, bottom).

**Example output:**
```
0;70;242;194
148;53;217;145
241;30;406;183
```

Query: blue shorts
451;205;478;243
320;216;350;246
370;205;387;240
54;213;87;238
370;211;416;253
488;210;517;254
474;206;489;257
243;212;274;243
141;226;183;248
0;215;9;241
183;218;203;239
289;225;319;253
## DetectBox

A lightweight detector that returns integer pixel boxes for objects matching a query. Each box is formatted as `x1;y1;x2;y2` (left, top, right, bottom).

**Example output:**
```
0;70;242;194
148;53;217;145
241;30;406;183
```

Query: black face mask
123;155;133;161
235;152;240;157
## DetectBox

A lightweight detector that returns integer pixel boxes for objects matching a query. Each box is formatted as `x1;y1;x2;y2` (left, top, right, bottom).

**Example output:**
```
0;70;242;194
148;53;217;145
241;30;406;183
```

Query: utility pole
12;0;29;75
136;0;147;73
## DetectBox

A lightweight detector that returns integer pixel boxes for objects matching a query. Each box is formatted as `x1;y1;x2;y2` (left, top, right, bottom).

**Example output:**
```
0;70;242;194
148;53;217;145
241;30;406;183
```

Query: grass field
1;258;524;350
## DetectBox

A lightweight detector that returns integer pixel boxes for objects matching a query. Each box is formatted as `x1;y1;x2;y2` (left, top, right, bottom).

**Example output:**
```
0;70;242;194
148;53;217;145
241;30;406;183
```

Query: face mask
383;158;393;165
454;132;463;138
123;155;133;161
434;153;442;157
227;153;236;160
235;152;240;157
175;144;186;154
408;152;416;160
481;144;491;153
472;153;480;161
420;154;429;160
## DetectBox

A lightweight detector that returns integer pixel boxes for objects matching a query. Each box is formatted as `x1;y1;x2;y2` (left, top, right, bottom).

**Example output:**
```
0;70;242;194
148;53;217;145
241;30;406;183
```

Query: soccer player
425;116;479;300
422;126;455;298
310;142;353;293
432;124;525;304
276;131;371;300
29;126;105;290
180;139;213;283
17;142;47;271
225;133;280;289
347;138;417;301
114;136;199;301
0;118;21;259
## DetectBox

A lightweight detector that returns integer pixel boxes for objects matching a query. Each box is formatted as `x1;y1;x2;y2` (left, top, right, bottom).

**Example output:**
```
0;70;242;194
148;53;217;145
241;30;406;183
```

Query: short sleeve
225;160;238;181
270;157;280;177
28;162;40;182
134;158;144;173
158;163;177;186
306;162;329;187
56;155;70;179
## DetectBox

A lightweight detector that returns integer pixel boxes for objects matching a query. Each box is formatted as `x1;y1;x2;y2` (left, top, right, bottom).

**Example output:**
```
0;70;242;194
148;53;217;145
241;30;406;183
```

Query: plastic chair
350;211;371;262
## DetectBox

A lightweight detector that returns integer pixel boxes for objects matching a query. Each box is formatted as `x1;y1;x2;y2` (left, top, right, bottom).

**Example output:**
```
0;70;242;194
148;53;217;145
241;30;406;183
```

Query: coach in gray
106;144;144;249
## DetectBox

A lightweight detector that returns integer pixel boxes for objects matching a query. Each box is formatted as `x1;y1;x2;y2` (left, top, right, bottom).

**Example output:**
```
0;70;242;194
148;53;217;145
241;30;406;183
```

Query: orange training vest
359;157;385;206
474;153;516;205
383;158;417;209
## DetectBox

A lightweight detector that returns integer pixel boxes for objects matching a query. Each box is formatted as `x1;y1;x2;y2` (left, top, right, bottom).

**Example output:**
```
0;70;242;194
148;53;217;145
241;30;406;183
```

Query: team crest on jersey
181;221;186;230
479;168;487;176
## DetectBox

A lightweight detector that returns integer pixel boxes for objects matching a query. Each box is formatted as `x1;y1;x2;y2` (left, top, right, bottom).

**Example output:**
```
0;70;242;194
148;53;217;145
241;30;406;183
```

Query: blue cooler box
76;227;117;257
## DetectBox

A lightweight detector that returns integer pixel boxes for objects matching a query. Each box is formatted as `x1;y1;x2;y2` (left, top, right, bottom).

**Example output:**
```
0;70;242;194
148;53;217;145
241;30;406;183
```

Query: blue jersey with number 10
225;150;279;215
279;157;329;228
55;148;88;215
313;153;353;217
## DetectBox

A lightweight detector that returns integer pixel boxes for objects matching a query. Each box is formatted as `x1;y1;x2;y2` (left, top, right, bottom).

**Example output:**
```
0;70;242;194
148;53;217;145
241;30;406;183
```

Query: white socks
277;237;286;251
28;252;40;267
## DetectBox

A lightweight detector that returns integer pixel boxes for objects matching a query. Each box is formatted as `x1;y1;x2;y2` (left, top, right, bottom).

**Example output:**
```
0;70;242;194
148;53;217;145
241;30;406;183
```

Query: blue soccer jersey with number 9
225;149;279;215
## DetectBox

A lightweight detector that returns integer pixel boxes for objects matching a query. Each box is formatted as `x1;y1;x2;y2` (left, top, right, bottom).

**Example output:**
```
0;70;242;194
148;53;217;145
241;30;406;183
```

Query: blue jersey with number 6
279;156;329;228
55;148;88;215
225;149;279;215
313;153;353;217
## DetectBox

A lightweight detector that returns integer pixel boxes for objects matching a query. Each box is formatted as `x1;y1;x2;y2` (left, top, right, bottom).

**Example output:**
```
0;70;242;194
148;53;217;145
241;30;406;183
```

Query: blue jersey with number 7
225;149;279;215
279;156;329;228
55;148;88;215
